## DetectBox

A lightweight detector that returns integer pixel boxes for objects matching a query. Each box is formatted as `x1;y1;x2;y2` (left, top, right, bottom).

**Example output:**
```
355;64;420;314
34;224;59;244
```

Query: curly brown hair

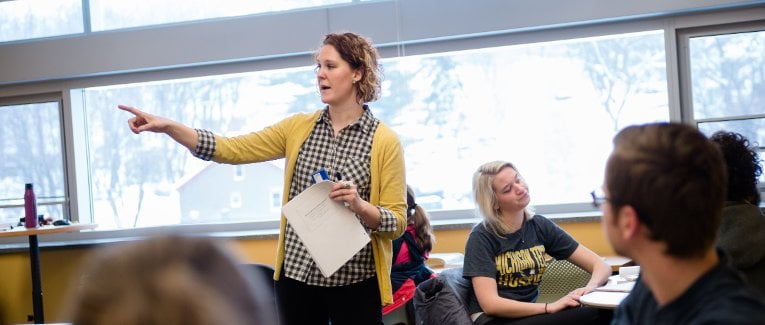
319;32;382;104
710;131;762;205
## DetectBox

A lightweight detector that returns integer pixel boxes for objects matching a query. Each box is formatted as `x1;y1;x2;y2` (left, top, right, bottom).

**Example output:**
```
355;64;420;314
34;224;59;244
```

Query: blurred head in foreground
65;234;274;325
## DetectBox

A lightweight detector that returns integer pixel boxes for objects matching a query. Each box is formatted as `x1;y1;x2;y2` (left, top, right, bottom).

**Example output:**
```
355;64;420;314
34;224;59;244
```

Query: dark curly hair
710;131;762;205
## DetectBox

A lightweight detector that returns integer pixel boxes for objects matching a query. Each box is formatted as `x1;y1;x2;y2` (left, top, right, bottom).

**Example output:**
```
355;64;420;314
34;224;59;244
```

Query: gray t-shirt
462;215;578;314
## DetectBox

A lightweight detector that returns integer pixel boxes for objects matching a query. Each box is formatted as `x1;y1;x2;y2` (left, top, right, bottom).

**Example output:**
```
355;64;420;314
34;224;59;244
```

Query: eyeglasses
590;189;608;208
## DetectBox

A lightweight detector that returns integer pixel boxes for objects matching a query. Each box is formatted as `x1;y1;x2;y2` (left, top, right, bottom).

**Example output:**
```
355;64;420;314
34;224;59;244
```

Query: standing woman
464;161;611;325
118;32;407;325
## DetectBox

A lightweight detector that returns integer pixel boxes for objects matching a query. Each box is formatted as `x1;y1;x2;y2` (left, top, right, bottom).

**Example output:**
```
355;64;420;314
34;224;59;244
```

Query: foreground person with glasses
599;123;765;324
463;160;612;325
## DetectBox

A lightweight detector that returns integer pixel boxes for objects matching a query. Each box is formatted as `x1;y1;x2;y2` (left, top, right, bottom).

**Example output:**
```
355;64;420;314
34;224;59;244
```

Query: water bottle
24;183;38;228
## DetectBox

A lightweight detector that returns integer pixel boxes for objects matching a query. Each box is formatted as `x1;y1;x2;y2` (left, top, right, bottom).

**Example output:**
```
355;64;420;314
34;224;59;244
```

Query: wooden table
425;252;464;274
0;224;97;323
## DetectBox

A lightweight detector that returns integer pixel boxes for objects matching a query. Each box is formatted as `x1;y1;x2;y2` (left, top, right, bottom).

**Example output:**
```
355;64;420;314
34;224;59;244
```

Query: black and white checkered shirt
286;107;393;287
193;106;397;287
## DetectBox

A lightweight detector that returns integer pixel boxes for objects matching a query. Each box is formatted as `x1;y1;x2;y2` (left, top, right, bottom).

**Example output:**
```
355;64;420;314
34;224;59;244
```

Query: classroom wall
0;220;610;325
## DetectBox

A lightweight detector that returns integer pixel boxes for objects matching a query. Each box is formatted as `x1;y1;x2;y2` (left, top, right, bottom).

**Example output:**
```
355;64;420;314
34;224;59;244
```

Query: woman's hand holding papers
329;179;382;230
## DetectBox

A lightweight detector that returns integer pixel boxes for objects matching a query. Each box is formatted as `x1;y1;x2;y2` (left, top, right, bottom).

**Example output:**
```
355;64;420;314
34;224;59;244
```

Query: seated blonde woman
464;161;611;325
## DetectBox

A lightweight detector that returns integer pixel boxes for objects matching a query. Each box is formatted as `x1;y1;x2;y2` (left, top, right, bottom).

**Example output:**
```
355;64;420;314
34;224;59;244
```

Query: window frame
676;19;765;197
0;93;70;222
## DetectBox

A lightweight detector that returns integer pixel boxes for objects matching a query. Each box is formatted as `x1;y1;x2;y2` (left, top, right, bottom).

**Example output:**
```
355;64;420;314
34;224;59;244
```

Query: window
0;97;67;225
230;191;242;209
71;30;667;229
383;31;668;212
0;0;83;43
270;188;282;212
74;66;311;229
233;165;245;182
0;0;351;44
89;0;350;31
680;24;765;191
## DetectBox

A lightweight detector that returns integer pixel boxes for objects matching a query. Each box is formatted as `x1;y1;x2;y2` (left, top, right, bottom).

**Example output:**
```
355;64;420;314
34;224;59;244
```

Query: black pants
474;306;613;325
275;272;382;325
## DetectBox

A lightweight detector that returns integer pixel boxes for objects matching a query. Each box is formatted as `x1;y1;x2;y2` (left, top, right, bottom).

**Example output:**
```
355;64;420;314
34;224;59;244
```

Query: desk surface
580;291;629;309
0;224;97;238
426;252;465;274
580;273;636;309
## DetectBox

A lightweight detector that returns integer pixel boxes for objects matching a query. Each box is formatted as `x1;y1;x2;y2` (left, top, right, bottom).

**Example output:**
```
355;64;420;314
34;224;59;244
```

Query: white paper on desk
282;180;370;278
594;276;636;292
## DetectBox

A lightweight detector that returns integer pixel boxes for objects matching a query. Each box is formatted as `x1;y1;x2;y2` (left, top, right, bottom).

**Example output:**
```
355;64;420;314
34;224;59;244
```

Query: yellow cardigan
210;109;407;305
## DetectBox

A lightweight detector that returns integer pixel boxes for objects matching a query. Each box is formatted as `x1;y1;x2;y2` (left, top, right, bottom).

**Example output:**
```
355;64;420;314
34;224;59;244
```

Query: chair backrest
240;263;279;322
413;267;473;325
537;259;591;303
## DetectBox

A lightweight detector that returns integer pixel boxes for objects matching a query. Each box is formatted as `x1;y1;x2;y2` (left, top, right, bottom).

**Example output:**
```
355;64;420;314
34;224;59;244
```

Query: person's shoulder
283;110;322;123
375;123;396;136
722;203;765;224
466;223;492;243
269;110;321;131
715;279;765;307
528;214;548;222
723;202;764;215
469;222;490;235
689;266;765;323
271;110;323;136
373;121;402;141
693;291;765;324
527;214;556;228
371;124;404;160
529;214;571;234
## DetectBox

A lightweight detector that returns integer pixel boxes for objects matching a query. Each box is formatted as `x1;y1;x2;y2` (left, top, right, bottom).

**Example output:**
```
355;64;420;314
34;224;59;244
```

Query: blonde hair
473;160;533;237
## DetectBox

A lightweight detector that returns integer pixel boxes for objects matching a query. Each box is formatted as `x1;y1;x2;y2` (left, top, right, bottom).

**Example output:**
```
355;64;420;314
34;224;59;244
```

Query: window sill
431;210;603;230
0;222;280;253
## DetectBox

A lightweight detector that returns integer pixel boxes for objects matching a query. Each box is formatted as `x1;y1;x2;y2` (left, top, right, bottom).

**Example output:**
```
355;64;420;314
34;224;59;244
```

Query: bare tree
573;35;666;131
689;32;765;120
87;78;241;227
0;102;66;220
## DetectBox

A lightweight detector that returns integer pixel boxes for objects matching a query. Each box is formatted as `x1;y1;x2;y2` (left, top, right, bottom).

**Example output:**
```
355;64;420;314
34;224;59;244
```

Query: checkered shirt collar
317;105;376;135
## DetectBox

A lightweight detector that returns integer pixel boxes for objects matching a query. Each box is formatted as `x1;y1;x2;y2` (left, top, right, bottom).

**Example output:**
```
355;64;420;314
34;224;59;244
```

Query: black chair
413;267;473;325
241;263;279;323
